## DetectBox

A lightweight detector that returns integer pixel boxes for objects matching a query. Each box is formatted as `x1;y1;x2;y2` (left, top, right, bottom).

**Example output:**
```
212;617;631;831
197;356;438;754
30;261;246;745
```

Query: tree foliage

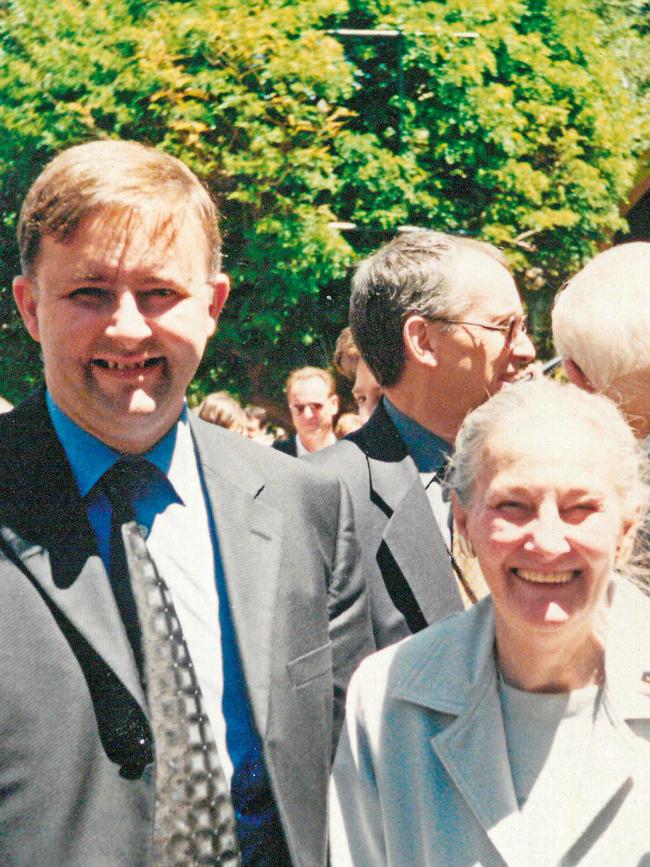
0;0;647;401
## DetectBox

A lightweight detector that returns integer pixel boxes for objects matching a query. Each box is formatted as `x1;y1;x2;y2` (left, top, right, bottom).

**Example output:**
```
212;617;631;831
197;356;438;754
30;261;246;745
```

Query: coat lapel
382;478;462;619
0;392;146;709
190;418;283;738
429;663;524;865
394;601;522;865
361;404;462;620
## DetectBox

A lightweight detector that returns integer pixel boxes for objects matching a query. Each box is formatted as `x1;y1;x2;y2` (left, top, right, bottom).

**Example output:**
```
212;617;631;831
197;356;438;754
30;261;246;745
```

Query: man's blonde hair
285;366;336;399
18;139;221;277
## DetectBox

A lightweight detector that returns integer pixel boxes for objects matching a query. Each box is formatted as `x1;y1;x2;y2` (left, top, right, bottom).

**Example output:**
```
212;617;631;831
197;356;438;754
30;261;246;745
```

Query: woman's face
454;419;636;642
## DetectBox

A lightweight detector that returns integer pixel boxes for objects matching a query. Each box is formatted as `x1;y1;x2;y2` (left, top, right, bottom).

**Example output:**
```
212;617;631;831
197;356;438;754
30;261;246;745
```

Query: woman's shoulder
349;598;497;717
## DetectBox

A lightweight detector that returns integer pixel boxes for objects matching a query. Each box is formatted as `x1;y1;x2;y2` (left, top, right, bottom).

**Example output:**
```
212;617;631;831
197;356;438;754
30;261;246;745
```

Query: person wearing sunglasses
308;230;536;650
273;366;340;456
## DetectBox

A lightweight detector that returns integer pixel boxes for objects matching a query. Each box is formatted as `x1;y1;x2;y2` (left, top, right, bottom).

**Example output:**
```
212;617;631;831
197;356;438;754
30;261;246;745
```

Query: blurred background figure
272;366;339;456
196;391;247;435
352;358;383;423
334;412;363;439
0;396;13;413
332;379;650;866
333;326;360;382
244;404;273;445
333;326;383;423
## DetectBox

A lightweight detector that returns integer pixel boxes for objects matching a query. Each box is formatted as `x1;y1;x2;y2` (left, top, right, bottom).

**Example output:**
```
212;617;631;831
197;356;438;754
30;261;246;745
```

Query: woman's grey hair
349;230;508;388
446;379;648;581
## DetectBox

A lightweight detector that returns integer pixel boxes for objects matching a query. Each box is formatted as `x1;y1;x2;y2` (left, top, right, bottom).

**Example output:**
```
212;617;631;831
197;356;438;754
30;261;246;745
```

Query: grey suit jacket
0;391;373;867
307;401;463;649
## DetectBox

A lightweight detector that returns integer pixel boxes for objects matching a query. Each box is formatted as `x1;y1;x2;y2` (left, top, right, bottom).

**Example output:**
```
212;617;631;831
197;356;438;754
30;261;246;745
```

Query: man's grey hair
552;242;650;391
349;230;508;387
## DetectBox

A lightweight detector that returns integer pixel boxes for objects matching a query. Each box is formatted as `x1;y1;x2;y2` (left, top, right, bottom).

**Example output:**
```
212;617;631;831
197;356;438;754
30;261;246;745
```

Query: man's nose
105;292;152;343
303;405;315;420
512;328;536;363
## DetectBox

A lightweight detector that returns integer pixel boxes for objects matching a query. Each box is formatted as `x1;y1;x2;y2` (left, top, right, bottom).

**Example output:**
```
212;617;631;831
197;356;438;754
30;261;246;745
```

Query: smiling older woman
330;379;650;867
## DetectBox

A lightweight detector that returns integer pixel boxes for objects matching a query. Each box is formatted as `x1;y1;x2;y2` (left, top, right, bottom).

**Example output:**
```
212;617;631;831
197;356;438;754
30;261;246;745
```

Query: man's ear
563;357;595;393
402;314;438;369
13;276;41;342
206;274;230;336
331;393;340;414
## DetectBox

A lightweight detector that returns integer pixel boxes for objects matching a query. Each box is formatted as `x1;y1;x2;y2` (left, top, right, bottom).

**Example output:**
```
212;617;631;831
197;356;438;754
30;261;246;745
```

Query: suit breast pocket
286;642;332;689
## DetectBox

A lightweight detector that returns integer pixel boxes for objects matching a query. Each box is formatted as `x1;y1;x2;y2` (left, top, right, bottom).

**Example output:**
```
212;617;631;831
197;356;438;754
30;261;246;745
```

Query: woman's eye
495;501;529;516
562;502;600;520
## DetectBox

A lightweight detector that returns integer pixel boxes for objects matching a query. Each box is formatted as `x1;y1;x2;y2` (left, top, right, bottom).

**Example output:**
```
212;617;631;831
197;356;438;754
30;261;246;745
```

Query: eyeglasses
434;314;528;346
289;402;325;415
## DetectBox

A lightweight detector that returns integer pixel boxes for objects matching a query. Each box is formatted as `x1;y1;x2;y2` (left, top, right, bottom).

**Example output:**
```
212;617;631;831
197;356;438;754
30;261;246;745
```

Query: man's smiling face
13;208;229;453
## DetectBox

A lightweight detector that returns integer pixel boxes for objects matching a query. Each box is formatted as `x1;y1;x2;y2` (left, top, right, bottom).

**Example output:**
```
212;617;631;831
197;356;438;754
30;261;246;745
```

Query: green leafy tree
329;0;649;350
0;0;357;402
0;0;647;402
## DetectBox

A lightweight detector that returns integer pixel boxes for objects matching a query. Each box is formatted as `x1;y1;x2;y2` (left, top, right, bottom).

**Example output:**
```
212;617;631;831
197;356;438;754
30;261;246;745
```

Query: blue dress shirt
383;396;452;472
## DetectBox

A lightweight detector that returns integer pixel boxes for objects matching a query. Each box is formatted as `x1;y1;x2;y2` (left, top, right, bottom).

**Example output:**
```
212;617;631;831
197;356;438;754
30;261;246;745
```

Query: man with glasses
308;230;535;649
273;366;339;456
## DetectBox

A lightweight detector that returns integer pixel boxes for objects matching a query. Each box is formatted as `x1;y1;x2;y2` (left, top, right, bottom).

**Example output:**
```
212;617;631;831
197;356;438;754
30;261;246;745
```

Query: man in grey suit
0;140;373;866
308;231;535;649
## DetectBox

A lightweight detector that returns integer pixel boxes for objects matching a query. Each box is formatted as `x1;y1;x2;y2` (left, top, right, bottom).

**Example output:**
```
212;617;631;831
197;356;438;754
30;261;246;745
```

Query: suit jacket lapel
0;392;146;709
190;417;282;738
360;403;461;620
382;479;462;619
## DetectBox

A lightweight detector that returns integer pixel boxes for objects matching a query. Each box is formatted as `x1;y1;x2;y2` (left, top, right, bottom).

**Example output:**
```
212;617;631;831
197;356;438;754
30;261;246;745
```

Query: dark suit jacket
0;392;373;867
307;401;463;649
271;434;298;457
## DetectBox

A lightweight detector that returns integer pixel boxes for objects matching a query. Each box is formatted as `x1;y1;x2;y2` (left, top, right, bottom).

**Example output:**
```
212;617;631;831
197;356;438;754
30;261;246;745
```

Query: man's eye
68;287;110;302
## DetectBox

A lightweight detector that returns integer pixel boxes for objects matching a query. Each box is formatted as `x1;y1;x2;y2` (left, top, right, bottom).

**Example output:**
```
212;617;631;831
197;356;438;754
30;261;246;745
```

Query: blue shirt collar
382;395;452;473
46;391;184;497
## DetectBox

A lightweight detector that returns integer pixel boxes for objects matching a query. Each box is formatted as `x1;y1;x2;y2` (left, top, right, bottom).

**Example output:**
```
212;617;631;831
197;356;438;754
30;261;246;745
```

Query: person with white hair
331;378;650;867
552;241;650;440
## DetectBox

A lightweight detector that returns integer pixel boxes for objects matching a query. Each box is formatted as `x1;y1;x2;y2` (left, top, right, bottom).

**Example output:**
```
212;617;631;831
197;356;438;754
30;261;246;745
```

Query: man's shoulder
191;416;345;509
304;436;368;484
306;401;407;474
0;389;56;475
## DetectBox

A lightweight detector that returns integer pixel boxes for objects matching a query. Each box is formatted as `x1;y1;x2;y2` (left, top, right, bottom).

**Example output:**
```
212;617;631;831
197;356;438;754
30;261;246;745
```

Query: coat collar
389;583;650;864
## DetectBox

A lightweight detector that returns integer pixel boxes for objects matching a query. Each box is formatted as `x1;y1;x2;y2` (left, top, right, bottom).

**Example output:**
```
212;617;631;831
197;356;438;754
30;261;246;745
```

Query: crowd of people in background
192;340;382;454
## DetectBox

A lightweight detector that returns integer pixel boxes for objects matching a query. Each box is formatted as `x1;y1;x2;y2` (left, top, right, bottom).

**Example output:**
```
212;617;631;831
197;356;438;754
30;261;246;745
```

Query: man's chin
125;389;159;415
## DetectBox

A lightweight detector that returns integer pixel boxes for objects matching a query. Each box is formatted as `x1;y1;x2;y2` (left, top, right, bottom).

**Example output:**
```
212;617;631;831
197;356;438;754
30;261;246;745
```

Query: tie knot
101;457;157;518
